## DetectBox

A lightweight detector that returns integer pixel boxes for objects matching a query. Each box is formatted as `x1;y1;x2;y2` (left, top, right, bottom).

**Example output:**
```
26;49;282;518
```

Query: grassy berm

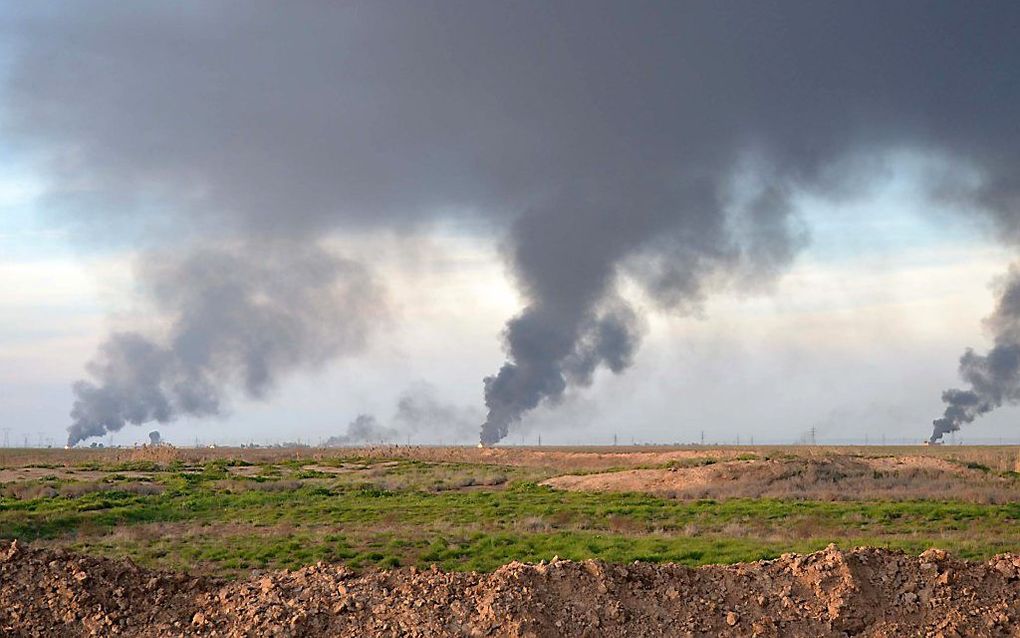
1;444;1020;636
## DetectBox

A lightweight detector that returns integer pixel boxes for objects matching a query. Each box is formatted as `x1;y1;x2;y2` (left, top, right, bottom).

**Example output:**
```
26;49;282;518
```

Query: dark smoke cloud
68;243;383;445
3;3;1020;444
324;415;397;447
932;269;1020;442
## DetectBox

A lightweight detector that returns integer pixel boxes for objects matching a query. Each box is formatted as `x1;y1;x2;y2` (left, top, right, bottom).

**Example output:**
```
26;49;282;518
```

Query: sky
2;2;1020;447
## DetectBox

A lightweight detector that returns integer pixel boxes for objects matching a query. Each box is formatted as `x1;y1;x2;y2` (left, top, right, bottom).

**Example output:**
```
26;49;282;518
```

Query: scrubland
1;444;1019;578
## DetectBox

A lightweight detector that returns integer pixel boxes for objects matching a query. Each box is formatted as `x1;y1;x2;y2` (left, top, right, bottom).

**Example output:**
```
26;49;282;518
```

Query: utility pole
700;431;705;446
613;434;618;446
810;427;816;446
1;428;10;448
537;434;542;446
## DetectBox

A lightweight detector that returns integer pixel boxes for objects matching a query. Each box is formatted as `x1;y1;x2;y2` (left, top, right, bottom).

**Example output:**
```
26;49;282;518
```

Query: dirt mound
542;464;722;494
542;455;1020;503
2;540;1020;637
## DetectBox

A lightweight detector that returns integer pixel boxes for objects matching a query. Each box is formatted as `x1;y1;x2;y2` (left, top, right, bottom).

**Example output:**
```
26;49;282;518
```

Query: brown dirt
542;464;725;494
4;444;1020;476
859;455;966;473
0;467;158;482
3;541;1020;637
301;462;401;475
541;455;1019;502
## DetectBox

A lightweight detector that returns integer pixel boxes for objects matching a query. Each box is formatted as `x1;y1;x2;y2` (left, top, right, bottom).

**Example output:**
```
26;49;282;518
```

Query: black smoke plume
324;415;397;447
932;269;1020;442
67;243;383;446
2;4;1020;445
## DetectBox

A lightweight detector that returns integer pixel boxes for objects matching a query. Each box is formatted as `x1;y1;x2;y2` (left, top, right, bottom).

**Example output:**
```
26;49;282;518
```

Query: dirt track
3;541;1020;637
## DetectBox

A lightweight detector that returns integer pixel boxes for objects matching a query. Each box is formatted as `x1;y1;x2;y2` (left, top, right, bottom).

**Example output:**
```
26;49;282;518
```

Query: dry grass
1;483;58;500
546;455;1020;504
213;479;303;494
3;444;1020;506
4;443;1020;475
125;445;183;465
57;482;164;498
1;481;164;500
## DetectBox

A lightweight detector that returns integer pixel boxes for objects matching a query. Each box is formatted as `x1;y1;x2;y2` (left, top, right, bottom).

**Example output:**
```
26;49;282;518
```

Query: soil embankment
2;541;1019;637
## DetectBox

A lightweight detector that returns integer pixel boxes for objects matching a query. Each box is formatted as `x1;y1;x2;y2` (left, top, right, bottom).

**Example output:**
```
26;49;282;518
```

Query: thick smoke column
932;269;1020;442
4;4;1020;445
480;182;796;444
68;243;383;446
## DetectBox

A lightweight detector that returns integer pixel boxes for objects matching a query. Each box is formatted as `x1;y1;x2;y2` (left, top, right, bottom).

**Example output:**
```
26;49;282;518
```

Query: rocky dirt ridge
2;540;1019;637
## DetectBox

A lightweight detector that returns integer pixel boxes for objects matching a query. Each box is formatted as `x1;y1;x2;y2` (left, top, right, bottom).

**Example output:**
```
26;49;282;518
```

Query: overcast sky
3;2;1020;447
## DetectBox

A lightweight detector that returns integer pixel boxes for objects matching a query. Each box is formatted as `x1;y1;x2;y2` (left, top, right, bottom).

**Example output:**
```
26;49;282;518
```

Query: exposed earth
3;540;1020;637
539;454;1007;501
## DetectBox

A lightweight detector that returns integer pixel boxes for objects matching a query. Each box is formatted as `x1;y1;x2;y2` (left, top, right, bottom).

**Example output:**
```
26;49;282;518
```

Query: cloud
3;3;1020;443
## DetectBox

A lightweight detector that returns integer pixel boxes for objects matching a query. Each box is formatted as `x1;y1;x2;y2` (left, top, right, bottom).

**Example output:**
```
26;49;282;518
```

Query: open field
2;445;1020;578
3;445;1020;635
3;445;1020;636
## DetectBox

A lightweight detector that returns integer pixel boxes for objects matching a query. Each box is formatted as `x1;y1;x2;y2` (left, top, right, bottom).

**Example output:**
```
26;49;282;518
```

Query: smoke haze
324;415;397;448
932;268;1020;441
325;386;482;446
396;385;483;444
68;243;383;445
2;3;1019;443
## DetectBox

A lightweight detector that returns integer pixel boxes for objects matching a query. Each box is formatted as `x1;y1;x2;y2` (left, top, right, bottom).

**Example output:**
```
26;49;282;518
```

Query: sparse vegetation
1;445;1019;577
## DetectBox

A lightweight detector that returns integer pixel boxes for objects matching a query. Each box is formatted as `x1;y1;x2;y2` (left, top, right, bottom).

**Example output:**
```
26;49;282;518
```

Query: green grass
3;469;1020;576
4;450;1020;576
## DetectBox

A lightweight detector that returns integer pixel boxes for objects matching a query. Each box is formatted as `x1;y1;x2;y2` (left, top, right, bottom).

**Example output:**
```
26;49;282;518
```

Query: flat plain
2;444;1019;577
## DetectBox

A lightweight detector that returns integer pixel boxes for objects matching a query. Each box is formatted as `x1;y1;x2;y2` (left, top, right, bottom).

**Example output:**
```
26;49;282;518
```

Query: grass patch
5;477;1020;574
3;450;1019;576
